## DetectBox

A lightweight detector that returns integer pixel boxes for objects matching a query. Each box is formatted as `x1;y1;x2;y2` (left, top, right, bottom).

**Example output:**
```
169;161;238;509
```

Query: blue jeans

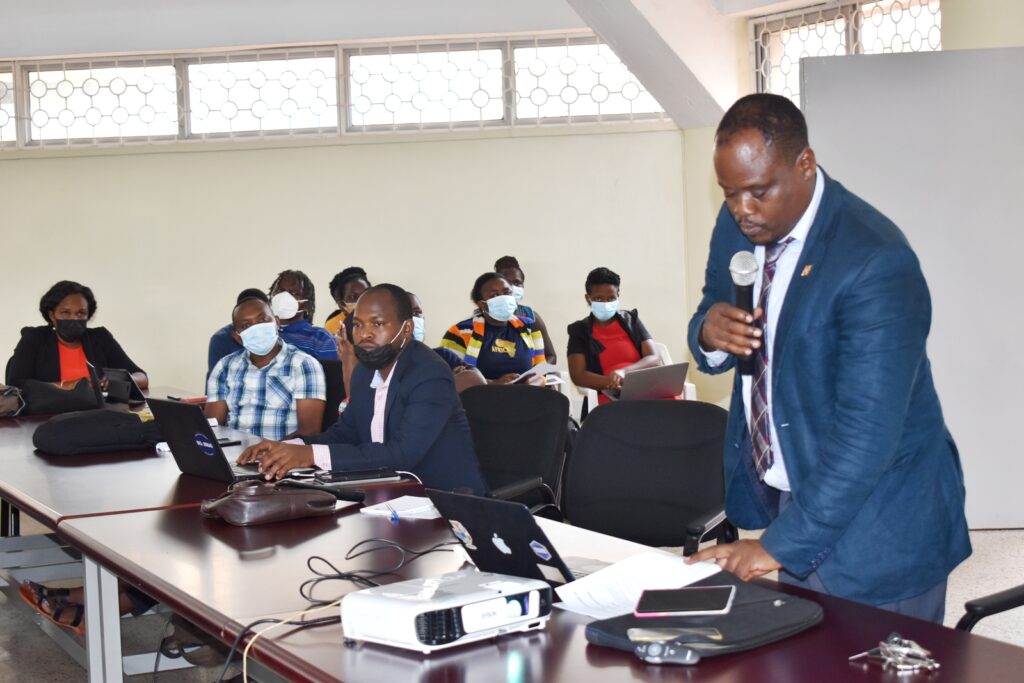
776;492;947;624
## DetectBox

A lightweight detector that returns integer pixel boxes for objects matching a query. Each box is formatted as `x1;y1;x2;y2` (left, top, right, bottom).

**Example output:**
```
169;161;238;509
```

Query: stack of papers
360;495;440;520
555;551;721;620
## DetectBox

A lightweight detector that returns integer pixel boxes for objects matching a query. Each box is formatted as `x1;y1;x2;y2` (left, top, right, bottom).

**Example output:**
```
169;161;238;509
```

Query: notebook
618;362;690;401
426;489;602;585
147;398;263;483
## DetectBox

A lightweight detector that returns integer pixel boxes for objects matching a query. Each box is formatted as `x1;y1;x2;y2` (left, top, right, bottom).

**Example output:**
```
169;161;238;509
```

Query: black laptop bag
33;409;163;455
585;572;823;662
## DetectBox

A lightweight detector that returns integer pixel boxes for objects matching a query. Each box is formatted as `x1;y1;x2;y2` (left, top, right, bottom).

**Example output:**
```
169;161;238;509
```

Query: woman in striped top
441;272;546;384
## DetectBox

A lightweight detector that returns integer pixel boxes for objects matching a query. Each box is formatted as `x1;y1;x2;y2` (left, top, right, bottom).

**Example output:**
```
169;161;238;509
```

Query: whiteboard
802;48;1024;528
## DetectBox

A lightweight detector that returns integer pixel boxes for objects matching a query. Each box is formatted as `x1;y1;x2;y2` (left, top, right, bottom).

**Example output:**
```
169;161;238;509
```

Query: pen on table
385;502;399;524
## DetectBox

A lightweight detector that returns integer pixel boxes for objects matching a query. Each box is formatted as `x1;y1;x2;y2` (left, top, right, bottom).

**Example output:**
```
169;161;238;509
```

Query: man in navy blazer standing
239;283;488;496
686;94;970;622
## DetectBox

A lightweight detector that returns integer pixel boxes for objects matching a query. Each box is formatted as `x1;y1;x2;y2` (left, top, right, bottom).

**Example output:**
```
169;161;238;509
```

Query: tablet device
103;367;146;403
634;585;736;618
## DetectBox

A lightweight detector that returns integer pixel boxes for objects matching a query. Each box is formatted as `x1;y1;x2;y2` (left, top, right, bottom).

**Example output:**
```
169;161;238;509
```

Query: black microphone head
729;251;758;287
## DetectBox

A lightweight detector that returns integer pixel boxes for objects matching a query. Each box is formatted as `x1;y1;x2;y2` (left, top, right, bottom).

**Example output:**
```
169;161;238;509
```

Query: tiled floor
1;521;1021;682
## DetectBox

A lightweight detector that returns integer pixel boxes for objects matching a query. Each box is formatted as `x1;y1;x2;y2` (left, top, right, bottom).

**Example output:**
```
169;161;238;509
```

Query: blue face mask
412;316;425;343
510;285;525;303
590;300;619;322
485;294;518;322
239;321;279;356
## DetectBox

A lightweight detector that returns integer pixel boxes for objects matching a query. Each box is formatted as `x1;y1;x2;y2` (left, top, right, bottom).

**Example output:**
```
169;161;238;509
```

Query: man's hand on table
687;539;782;581
237;440;315;481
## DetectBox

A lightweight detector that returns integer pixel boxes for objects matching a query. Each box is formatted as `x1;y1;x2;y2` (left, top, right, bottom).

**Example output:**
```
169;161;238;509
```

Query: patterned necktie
750;238;793;481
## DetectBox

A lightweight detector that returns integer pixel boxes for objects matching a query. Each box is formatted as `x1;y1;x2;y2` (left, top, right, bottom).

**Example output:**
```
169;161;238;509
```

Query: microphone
729;251;758;376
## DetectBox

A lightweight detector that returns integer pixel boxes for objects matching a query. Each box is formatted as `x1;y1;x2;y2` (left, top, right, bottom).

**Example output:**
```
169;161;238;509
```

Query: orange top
58;343;89;384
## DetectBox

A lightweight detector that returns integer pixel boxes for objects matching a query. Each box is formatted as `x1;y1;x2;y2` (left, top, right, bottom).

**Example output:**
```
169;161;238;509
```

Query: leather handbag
0;385;25;417
201;480;337;526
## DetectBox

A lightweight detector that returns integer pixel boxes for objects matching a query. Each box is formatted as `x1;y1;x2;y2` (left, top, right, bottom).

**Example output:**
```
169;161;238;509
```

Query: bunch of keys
849;632;940;673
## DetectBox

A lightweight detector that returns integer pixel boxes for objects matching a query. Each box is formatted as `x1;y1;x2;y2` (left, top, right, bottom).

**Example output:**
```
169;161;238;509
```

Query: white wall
0;126;686;394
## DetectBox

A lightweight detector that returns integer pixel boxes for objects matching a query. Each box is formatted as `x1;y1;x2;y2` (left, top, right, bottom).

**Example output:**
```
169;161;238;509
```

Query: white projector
341;570;553;653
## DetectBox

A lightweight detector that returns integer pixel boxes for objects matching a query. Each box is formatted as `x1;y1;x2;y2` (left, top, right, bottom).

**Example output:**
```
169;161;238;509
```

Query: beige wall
942;0;1024;50
0;125;687;394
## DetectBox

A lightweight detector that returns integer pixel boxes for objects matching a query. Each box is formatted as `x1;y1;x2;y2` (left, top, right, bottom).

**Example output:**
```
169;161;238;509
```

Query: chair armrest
955;583;1024;631
683;509;728;557
491;477;555;505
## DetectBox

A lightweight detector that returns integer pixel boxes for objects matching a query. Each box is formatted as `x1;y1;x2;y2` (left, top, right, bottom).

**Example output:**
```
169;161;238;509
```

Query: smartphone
634;586;736;618
314;467;401;485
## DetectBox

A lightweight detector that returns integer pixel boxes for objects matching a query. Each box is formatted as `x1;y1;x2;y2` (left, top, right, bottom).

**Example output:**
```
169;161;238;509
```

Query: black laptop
103;367;146;404
427;489;596;586
147;398;263;483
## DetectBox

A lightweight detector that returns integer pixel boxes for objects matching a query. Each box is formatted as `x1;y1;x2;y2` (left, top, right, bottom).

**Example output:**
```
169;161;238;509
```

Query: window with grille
753;0;941;105
0;33;663;150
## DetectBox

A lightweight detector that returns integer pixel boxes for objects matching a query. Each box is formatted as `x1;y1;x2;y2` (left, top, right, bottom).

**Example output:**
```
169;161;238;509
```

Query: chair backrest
318;360;346;432
459;385;570;499
653;341;673;366
564;400;728;547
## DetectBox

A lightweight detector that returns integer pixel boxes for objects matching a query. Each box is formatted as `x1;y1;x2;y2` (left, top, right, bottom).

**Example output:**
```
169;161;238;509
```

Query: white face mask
270;291;307;320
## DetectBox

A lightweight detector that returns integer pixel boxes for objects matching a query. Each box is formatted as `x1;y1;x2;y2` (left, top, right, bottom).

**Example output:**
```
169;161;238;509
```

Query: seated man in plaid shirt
205;296;326;439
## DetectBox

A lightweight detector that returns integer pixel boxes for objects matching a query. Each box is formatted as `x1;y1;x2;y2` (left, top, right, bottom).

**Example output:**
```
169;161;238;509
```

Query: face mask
484;294;518;322
510;285;525;303
590;300;619;322
55;319;87;343
270;292;306;320
239;322;279;356
412;316;425;343
354;322;409;370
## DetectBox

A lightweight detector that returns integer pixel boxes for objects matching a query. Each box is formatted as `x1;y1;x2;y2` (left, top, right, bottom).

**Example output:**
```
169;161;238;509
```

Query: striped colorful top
440;315;545;379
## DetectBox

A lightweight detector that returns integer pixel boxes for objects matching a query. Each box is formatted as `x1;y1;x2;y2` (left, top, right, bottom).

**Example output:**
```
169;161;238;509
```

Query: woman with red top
566;267;661;409
5;280;148;391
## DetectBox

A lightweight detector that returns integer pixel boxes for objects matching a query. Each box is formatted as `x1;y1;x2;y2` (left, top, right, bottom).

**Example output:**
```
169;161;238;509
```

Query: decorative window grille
347;44;505;130
0;32;664;149
0;70;14;145
25;60;179;143
187;49;338;136
753;0;941;104
512;38;662;122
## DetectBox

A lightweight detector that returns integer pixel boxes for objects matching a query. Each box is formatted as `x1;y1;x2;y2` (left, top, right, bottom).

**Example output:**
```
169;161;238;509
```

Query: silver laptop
618;362;689;401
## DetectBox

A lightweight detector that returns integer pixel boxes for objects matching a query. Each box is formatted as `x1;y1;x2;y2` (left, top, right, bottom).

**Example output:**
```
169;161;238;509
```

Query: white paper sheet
359;495;440;520
554;551;721;620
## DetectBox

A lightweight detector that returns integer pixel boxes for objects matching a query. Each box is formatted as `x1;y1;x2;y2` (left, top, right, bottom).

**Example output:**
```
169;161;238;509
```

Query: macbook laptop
103;367;146;404
617;362;690;401
427;490;605;586
147;397;263;483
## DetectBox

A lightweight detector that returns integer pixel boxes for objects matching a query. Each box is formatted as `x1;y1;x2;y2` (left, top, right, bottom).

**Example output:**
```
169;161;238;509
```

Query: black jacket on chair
5;325;146;388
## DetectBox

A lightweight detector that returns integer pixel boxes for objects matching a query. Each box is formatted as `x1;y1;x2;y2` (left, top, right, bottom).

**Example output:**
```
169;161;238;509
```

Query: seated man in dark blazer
238;283;488;496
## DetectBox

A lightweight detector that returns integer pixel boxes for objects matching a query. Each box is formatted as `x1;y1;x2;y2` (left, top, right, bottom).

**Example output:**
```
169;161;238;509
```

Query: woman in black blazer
5;280;147;390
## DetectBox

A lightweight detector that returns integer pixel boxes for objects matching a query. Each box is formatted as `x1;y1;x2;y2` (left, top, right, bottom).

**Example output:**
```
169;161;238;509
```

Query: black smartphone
314;467;401;485
634;586;736;618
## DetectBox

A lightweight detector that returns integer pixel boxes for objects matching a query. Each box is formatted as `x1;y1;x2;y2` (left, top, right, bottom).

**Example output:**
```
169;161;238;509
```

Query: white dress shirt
307;366;396;471
703;167;825;491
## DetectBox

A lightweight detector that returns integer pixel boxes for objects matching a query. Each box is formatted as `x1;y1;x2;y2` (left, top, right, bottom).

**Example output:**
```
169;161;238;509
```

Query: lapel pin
801;265;813;277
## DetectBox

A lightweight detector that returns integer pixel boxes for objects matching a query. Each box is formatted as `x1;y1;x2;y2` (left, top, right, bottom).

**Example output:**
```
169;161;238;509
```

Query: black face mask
353;323;408;371
54;319;87;343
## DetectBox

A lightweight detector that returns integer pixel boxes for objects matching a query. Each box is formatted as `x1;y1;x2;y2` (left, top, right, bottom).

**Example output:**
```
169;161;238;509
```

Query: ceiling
0;0;588;58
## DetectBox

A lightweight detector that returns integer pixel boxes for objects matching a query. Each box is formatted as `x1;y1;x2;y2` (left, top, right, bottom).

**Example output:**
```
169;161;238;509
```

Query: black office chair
318;360;346;432
563;399;736;555
956;583;1024;632
459;385;569;510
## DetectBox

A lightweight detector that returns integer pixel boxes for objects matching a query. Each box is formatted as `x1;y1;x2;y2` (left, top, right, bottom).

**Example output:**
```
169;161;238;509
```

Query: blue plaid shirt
206;342;326;440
